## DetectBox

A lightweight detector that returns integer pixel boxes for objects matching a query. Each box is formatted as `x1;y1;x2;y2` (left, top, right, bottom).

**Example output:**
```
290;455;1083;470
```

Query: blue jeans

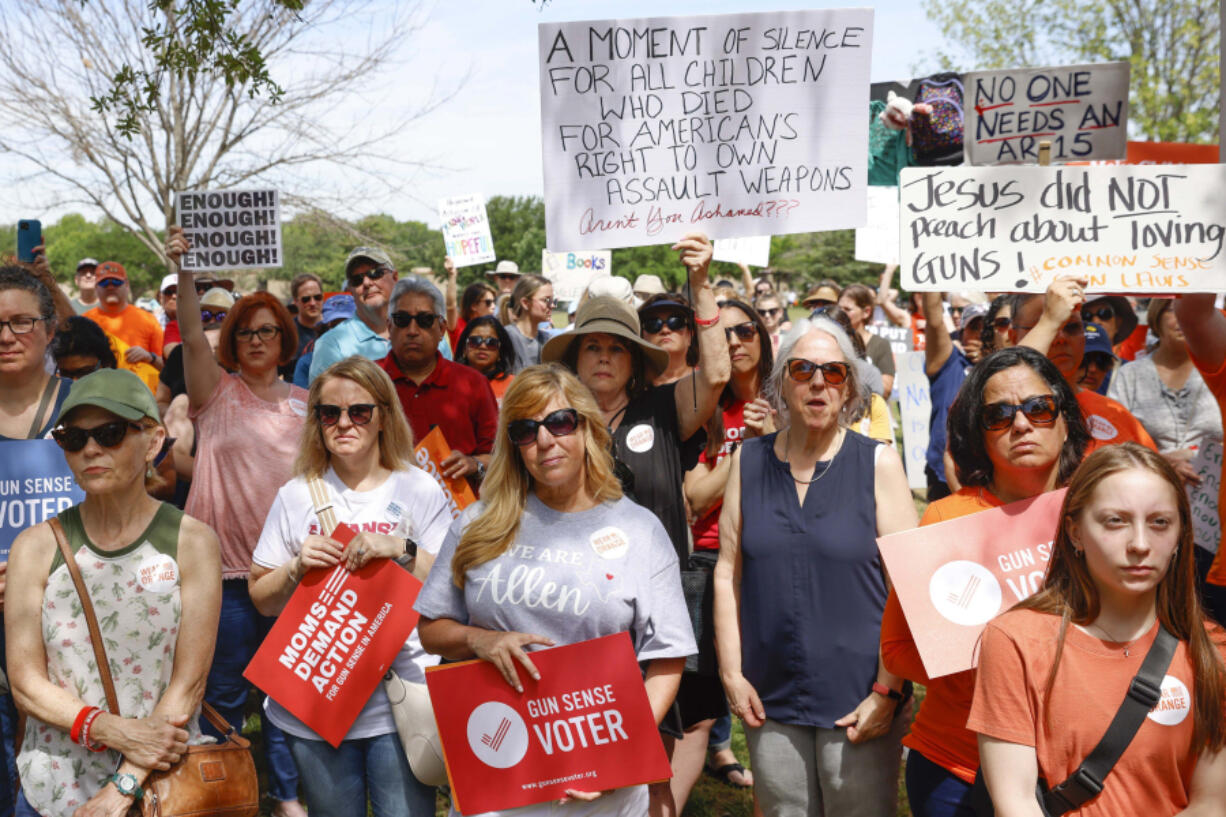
285;731;435;817
203;581;299;802
904;750;977;817
709;714;732;754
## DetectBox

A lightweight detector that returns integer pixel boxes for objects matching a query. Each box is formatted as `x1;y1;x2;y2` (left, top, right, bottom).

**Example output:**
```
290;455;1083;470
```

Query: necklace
604;402;629;433
1089;619;1151;657
783;428;844;485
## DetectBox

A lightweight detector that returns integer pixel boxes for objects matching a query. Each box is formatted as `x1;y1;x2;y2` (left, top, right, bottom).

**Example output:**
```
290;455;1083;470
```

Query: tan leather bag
50;518;259;817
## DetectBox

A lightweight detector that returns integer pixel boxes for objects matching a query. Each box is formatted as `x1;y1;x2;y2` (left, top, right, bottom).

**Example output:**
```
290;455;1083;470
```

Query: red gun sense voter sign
877;489;1067;678
427;632;671;814
245;523;422;746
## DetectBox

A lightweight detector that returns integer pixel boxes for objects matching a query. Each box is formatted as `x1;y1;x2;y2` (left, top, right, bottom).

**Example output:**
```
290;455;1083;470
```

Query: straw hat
541;296;669;374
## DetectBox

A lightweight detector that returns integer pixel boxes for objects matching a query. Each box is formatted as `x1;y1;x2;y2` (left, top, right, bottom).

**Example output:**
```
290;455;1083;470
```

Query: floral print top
19;503;202;817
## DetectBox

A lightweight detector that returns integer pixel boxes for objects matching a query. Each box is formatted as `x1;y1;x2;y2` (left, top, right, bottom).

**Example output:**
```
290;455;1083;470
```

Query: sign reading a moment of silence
877;489;1067;678
427;632;671;814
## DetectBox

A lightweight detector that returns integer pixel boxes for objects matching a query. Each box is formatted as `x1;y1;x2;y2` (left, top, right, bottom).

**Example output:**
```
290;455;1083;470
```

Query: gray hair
390;276;445;317
767;317;865;427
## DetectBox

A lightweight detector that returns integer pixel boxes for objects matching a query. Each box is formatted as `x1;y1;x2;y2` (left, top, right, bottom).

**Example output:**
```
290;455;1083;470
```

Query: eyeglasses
466;335;501;350
298;293;323;304
786;358;850;386
495;273;518;281
0;316;48;335
347;267;391;289
162;283;210;298
201;309;228;324
1082;305;1115;323
642;313;688;334
52;420;143;452
57;361;102;380
759;308;782;318
315;403;377;427
980;395;1059;431
507;408;580;447
390;311;439;330
534;296;556;309
725;322;756;341
479;297;496;307
1014;320;1084;338
235;324;281;343
805;299;835;309
991;317;1011;331
96;278;125;289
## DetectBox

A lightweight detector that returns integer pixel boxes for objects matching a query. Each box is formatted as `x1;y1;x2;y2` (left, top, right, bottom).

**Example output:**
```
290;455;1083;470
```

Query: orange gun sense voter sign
427;632;672;814
414;427;476;518
877;488;1067;679
244;523;422;746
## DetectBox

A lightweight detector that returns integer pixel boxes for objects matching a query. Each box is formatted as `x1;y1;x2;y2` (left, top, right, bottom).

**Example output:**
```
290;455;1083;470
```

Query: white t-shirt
253;466;452;742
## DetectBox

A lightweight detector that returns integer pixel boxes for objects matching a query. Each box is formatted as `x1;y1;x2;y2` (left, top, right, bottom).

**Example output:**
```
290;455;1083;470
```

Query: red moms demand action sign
427;632;671;814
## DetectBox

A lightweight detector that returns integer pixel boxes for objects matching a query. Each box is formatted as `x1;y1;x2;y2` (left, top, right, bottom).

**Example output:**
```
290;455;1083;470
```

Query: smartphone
16;219;42;263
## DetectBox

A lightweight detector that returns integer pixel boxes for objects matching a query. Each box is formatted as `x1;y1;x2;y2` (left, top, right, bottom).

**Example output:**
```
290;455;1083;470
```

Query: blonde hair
451;364;622;587
293;357;415;479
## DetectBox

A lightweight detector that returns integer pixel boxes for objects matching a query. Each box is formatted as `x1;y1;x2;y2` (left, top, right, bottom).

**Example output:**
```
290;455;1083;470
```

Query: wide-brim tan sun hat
541;295;670;375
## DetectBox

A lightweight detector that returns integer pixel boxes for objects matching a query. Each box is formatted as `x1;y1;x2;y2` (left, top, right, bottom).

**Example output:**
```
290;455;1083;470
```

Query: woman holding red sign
416;364;696;815
880;346;1088;817
248;356;452;817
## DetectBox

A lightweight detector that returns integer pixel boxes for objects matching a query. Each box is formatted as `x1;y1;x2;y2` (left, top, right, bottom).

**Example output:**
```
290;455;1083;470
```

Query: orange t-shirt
968;610;1218;817
1076;389;1157;455
84;305;164;357
488;371;514;405
881;486;1003;783
1190;352;1226;585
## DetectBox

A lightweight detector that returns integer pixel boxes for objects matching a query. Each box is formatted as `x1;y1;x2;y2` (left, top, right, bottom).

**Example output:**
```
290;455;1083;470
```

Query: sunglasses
1013;320;1084;338
315;403;377;427
390;311;439;330
52;420;143;452
642;314;688;333
96;278;125;289
1082;305;1115;323
507;408;580;447
725;322;756;341
991;316;1011;331
980;395;1059;431
479;297;496;307
805;298;835;309
161;283;210;298
786;358;850;386
759;307;782;318
201;309;229;324
235;324;281;343
57;360;102;380
466;335;500;350
347;267;391;289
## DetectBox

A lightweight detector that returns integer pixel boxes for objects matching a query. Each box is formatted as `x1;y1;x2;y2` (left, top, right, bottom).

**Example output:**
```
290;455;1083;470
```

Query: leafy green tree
1;214;167;296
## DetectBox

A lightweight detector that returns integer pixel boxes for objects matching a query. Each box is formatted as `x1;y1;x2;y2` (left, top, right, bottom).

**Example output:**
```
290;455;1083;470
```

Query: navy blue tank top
738;430;886;727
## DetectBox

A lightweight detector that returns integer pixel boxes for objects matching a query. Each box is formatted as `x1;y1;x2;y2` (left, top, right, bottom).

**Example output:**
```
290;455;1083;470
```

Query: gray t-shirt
1107;356;1222;453
504;324;545;374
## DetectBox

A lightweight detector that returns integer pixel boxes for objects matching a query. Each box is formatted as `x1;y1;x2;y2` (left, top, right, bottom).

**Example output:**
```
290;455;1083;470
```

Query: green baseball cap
57;369;160;425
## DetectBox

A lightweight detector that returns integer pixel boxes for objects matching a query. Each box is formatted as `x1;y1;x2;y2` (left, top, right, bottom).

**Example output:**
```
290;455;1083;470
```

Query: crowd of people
0;232;1224;817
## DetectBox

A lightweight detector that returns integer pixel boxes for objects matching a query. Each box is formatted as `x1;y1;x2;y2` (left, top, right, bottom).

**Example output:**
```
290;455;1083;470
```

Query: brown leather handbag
50;518;259;817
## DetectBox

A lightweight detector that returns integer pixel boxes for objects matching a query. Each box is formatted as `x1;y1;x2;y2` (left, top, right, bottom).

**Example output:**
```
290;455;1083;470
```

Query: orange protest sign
414;426;476;518
877;489;1067;678
1068;140;1219;166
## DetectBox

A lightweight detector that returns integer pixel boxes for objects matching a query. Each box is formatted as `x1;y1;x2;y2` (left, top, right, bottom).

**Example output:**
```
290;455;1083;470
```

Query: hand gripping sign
427;632;672;814
877;488;1067;678
245;523;422;746
414;427;477;520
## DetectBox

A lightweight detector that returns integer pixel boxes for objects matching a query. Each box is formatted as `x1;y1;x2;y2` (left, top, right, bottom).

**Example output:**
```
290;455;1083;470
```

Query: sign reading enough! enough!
176;189;282;271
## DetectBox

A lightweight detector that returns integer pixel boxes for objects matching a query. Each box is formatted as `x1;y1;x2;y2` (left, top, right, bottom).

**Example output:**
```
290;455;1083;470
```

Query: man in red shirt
378;276;498;488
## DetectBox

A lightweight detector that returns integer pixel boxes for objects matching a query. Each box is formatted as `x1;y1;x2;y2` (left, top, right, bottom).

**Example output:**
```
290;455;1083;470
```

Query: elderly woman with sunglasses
713;316;918;817
249;357;451;817
880;346;1088;817
8;369;221;817
416;364;695;817
165;227;309;817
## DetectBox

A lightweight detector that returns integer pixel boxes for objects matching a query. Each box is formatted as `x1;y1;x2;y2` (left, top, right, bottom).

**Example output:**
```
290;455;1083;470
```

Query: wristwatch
474;459;487;481
395;537;419;568
110;772;144;800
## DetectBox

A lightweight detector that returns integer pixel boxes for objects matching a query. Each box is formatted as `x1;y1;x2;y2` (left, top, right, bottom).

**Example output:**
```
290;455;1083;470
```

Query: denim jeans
904;750;977;817
285;731;436;817
709;713;732;754
203;581;299;802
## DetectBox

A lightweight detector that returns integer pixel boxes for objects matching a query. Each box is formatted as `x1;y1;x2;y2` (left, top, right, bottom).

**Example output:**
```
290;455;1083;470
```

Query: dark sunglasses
725;322;756;342
315;403;377;427
390;311;439;330
201;309;228;324
466;335;501;350
805;298;835;309
299;293;324;303
57;360;102;380
1013;320;1084;338
507;408;580;447
96;278;125;288
1082;304;1115;323
161;283;210;298
347;267;391;288
52;420;143;452
642;314;688;333
981;395;1059;431
479;297;496;307
759;307;782;318
991;316;1011;331
786;358;850;386
235;324;281;342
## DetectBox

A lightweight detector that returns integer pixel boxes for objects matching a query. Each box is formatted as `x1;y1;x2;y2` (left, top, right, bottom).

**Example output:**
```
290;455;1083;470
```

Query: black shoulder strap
1042;624;1178;815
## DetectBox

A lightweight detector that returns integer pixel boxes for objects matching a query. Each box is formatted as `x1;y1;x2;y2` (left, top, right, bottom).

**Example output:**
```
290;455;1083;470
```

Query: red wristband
694;313;720;327
81;708;107;752
872;682;904;701
70;705;95;745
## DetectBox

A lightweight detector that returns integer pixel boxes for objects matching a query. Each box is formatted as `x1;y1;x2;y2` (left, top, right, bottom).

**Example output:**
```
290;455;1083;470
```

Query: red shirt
690;400;746;551
162;320;181;353
379;353;498;457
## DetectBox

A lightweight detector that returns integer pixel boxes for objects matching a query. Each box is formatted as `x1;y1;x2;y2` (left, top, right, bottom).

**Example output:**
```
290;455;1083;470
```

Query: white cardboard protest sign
964;62;1129;166
176;189;282;271
855;186;900;265
713;235;771;268
541;249;613;300
899;164;1226;293
894;351;930;491
439;194;497;267
1189;440;1223;554
867;322;912;360
538;10;874;251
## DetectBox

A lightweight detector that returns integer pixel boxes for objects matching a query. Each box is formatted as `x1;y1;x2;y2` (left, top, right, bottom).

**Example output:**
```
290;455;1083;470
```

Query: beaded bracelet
70;705;95;745
80;707;107;752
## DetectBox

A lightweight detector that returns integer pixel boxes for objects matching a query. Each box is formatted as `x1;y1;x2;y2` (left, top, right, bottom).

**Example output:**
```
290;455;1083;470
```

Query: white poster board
713;236;771;268
894;351;931;491
538;10;874;250
867;322;912;359
1189;440;1223;554
439;194;497;267
964;62;1129;165
541;250;613;300
855;186;900;265
176;189;282;270
899;164;1226;293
